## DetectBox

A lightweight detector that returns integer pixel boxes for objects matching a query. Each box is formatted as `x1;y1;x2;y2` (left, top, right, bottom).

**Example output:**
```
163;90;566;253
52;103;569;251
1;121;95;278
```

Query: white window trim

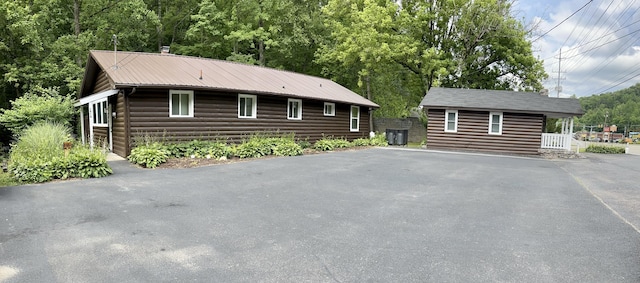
287;98;303;120
169;90;194;118
445;110;458;133
238;94;257;119
91;99;108;127
350;105;360;132
324;102;335;116
489;112;503;135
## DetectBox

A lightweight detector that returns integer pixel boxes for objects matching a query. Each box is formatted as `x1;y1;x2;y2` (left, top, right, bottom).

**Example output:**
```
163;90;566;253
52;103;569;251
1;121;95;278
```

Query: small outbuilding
75;50;378;157
419;87;583;154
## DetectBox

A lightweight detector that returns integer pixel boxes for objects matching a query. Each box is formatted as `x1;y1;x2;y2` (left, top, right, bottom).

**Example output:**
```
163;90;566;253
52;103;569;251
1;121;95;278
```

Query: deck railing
541;133;572;151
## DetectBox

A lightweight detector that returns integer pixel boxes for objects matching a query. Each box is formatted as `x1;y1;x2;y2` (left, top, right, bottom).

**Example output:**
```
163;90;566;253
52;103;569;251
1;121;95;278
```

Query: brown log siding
126;89;370;150
426;109;543;154
112;93;127;157
92;126;109;148
91;70;111;94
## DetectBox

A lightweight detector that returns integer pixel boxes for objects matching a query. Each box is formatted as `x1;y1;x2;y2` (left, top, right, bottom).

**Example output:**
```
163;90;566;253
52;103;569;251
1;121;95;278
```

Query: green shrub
164;142;190;158
0;87;76;135
128;143;169;168
67;146;112;178
352;138;371;146
313;136;352;151
273;142;303;156
331;138;352;148
204;142;231;159
8;121;111;182
297;139;311;149
585;145;625;154
313;138;335;151
235;137;273;158
0;171;20;187
369;133;388;146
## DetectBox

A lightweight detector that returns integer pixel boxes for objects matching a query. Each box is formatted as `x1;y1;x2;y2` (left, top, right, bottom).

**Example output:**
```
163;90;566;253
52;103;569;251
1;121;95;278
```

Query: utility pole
553;48;566;98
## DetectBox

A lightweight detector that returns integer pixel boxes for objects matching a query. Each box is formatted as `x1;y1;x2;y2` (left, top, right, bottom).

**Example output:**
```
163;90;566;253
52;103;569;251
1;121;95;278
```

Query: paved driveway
1;148;639;282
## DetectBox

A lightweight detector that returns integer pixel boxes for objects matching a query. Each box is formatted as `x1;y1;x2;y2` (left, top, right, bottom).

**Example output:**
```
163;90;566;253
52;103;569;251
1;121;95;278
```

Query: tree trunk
157;0;163;52
73;0;82;66
366;75;373;132
258;18;265;66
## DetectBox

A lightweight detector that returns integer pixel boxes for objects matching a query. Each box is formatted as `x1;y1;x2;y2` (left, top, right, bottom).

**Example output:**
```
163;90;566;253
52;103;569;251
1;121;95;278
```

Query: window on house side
288;99;302;120
324;102;335;116
238;94;257;118
445;110;458;132
489;112;503;135
350;106;360;132
169;90;194;117
92;99;108;126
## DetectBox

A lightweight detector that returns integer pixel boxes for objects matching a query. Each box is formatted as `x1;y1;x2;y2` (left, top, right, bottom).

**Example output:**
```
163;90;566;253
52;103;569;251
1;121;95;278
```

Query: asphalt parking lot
1;148;639;282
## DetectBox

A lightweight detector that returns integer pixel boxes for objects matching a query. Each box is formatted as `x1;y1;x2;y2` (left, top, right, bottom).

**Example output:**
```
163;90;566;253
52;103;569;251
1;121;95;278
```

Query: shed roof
420;87;583;117
79;50;379;108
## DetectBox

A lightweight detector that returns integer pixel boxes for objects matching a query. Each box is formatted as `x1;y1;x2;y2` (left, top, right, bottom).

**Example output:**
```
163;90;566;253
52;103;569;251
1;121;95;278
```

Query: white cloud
515;0;640;97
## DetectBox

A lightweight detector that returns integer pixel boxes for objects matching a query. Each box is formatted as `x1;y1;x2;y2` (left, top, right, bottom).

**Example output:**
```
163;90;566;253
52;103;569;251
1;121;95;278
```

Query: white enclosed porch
541;117;575;151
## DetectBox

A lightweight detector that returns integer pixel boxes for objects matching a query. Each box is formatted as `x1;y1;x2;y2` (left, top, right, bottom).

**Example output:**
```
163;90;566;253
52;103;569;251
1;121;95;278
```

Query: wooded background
0;0;546;118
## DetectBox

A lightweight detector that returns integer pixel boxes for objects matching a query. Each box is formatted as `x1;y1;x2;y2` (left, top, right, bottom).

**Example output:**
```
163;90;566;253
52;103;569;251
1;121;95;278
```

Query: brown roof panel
86;50;379;108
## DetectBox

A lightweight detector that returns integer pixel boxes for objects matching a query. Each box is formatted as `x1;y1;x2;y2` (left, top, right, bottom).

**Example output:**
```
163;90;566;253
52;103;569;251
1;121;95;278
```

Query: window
288;99;302;120
350;106;360;132
238;94;257;118
445;110;458;132
91;99;108;127
324;102;335;116
169;90;194;117
489;112;503;135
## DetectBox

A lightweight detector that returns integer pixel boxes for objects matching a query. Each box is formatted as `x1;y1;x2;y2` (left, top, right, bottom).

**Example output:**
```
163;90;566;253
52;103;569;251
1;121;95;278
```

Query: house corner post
79;107;85;144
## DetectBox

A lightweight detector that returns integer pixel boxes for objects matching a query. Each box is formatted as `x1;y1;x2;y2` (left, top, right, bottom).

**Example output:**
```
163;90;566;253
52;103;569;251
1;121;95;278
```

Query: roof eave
115;83;379;108
423;106;583;117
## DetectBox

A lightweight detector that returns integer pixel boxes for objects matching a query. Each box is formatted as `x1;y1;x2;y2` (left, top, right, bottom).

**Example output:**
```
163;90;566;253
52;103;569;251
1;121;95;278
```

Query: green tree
0;87;76;135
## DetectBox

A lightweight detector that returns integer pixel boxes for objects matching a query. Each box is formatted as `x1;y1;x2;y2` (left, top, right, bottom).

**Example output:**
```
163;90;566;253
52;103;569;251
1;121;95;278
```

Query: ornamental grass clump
8;121;112;183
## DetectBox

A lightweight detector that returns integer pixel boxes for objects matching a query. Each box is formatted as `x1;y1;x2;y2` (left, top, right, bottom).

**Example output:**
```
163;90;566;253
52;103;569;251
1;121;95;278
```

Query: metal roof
420;87;583;118
80;50;379;108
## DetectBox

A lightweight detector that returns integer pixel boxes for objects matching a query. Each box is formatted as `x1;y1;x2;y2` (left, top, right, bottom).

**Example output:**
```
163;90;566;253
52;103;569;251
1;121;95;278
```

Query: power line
531;0;594;43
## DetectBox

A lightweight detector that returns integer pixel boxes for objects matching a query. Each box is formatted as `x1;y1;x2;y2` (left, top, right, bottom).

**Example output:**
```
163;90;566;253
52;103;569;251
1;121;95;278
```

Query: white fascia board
74;89;119;107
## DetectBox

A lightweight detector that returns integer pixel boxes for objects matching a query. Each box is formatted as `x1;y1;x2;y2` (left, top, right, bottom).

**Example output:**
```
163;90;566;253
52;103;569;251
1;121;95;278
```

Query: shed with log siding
420;88;583;155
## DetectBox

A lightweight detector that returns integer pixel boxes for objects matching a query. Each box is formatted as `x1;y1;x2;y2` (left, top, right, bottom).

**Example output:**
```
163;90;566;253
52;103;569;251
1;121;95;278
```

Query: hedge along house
75;50;379;157
420;87;583;155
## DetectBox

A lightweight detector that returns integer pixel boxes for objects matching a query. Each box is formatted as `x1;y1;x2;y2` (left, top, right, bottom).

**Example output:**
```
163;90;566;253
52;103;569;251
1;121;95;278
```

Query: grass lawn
0;171;20;187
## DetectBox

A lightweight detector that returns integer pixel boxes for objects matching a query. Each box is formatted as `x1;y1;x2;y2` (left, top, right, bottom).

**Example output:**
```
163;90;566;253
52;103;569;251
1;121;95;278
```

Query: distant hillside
577;83;640;133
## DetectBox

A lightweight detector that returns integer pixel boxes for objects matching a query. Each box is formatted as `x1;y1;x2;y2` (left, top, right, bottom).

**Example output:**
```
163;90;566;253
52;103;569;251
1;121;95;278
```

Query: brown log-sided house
75;50;379;158
420;87;584;154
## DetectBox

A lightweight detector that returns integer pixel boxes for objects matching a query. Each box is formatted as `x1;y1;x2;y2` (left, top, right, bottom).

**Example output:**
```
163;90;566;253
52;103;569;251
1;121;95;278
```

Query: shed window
324;102;335;116
91;99;108;127
350;106;360;132
288;99;302;120
238;94;257;118
169;90;194;117
445;110;458;132
489;112;503;135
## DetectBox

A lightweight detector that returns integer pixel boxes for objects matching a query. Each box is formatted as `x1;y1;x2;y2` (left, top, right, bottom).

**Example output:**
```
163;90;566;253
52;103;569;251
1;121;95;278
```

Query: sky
512;0;640;98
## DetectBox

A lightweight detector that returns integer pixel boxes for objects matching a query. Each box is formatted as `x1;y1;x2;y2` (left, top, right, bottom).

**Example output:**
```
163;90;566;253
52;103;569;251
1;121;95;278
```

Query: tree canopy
0;0;547;143
577;83;640;134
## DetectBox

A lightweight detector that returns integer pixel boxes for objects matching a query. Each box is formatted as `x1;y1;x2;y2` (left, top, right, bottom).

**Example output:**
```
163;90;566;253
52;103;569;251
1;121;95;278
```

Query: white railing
541;133;571;150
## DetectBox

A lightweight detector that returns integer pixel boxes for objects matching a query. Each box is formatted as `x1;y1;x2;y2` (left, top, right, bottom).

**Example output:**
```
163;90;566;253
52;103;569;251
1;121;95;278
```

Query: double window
350;106;360;132
324;102;335;116
91;99;108;126
288;99;302;120
489;112;503;135
238;94;257;118
445;110;458;132
169;90;194;117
